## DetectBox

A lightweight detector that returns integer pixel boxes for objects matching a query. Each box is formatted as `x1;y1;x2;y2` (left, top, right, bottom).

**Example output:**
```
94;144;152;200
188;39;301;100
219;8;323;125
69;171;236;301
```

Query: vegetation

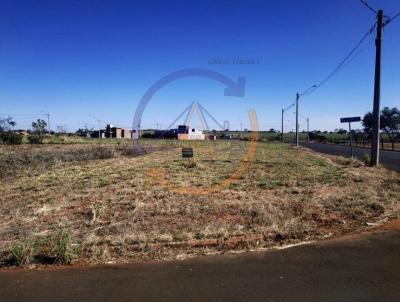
0;117;16;132
0;132;23;145
0;140;398;267
10;239;35;267
31;119;47;135
53;228;74;264
363;107;400;142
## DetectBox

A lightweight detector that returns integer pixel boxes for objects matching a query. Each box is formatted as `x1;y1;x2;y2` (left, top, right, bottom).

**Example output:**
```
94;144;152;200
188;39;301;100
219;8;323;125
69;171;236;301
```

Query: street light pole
89;114;102;138
41;111;51;136
295;85;316;147
295;93;299;147
281;104;295;144
281;108;284;143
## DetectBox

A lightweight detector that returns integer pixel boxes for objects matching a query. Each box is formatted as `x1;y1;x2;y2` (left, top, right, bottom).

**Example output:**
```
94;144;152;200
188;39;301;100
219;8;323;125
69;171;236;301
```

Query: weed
9;240;35;267
362;153;371;165
53;228;74;264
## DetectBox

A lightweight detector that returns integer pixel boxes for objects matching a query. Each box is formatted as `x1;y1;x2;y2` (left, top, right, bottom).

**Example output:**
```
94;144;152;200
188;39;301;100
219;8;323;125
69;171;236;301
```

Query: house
105;124;132;138
177;125;205;140
91;125;132;139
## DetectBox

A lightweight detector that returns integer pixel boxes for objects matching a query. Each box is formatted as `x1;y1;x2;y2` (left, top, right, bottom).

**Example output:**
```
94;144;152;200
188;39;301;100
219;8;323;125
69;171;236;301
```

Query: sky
0;0;399;132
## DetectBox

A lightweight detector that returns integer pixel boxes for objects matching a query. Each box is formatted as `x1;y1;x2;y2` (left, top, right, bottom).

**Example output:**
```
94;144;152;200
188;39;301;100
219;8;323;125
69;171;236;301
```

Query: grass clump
362;153;371;165
53;228;74;264
10;239;35;267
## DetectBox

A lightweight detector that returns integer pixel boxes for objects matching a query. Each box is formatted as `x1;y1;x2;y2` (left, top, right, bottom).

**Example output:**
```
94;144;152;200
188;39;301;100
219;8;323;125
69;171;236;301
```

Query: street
302;142;400;172
1;224;399;302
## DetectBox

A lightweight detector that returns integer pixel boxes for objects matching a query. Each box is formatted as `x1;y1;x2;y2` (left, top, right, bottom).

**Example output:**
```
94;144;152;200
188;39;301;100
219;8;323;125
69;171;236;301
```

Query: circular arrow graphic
132;68;246;143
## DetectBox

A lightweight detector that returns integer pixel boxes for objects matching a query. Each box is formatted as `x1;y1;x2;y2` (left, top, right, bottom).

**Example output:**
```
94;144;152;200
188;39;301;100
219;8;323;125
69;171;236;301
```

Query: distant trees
0;117;23;144
76;125;93;137
363;107;400;142
0;117;16;132
334;128;347;134
32;119;47;135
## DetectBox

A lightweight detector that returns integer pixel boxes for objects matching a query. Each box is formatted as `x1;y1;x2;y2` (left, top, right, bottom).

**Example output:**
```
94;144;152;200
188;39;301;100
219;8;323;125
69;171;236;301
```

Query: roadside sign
339;116;361;157
340;117;361;123
182;147;193;158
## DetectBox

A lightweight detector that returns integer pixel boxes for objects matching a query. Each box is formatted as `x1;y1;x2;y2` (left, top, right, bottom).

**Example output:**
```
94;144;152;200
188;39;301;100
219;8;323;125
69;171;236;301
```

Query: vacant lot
0;140;399;267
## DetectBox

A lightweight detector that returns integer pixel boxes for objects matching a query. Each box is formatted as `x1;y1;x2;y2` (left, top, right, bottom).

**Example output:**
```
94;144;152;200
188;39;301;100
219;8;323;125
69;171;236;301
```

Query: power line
303;22;376;97
360;0;377;14
384;11;400;26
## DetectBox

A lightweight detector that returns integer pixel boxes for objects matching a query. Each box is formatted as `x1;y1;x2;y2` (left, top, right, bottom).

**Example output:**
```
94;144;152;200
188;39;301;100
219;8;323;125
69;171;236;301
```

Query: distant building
133;124;206;140
91;124;132;139
105;124;132;138
177;125;205;140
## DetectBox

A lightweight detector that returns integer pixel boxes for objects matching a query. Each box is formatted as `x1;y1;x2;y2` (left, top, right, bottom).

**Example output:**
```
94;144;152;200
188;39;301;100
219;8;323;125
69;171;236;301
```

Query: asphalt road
1;227;399;302
301;142;400;172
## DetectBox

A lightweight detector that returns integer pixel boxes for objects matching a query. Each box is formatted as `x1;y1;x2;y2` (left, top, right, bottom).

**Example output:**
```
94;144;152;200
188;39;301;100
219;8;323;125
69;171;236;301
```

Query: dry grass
0;140;399;267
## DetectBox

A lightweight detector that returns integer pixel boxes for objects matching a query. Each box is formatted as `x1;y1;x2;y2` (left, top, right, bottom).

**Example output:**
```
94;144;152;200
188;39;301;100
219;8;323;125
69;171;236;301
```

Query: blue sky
0;0;399;132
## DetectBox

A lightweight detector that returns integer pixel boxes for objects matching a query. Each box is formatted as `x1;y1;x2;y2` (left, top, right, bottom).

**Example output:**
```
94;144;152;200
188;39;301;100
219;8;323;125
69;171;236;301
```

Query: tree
0;117;16;132
335;128;347;134
76;126;93;137
363;107;400;142
32;119;47;135
57;125;67;135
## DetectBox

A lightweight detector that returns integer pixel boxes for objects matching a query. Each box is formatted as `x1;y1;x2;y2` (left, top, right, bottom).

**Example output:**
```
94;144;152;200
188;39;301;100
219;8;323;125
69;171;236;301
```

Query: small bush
28;135;44;144
53;228;74;264
10;240;35;266
0;132;23;145
362;153;370;165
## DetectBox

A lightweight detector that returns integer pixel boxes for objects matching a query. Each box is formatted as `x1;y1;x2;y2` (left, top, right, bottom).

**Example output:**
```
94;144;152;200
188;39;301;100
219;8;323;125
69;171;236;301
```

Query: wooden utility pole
371;10;383;166
306;118;309;142
295;93;299;147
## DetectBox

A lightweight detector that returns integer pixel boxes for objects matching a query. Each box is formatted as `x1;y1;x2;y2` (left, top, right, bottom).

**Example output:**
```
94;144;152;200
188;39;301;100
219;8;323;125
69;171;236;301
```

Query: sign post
340;117;361;157
182;147;194;167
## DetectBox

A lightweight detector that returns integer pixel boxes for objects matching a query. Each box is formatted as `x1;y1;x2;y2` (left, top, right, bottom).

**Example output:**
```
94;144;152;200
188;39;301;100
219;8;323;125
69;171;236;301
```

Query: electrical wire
302;22;377;97
360;0;377;14
384;11;400;26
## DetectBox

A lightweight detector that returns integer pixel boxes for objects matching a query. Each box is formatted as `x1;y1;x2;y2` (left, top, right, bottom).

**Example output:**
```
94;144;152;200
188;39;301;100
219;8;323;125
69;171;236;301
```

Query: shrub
0;132;23;145
362;153;371;165
10;240;35;266
53;228;74;264
28;135;44;144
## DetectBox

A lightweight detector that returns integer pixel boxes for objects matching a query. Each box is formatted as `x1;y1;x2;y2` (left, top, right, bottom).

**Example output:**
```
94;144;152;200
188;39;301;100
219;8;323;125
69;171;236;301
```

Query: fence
325;137;400;152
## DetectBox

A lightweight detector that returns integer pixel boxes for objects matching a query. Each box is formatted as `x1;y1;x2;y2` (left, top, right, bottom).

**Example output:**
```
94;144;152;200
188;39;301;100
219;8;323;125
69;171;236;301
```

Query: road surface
1;226;399;302
301;142;400;172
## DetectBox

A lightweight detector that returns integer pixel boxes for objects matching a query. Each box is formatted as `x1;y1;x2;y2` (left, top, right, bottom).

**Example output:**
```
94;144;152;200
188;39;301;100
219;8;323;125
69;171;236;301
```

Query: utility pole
47;113;51;136
371;10;383;167
89;114;101;138
295;93;299;147
306;118;310;142
41;111;51;136
281;103;295;144
281;108;284;143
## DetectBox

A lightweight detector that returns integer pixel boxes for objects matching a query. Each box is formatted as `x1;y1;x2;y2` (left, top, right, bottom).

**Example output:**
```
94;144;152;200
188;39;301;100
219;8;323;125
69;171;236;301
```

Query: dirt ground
0;140;399;267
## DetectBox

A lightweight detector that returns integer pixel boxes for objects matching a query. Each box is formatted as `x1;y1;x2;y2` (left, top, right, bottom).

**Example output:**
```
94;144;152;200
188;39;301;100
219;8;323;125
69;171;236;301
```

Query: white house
178;127;205;140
